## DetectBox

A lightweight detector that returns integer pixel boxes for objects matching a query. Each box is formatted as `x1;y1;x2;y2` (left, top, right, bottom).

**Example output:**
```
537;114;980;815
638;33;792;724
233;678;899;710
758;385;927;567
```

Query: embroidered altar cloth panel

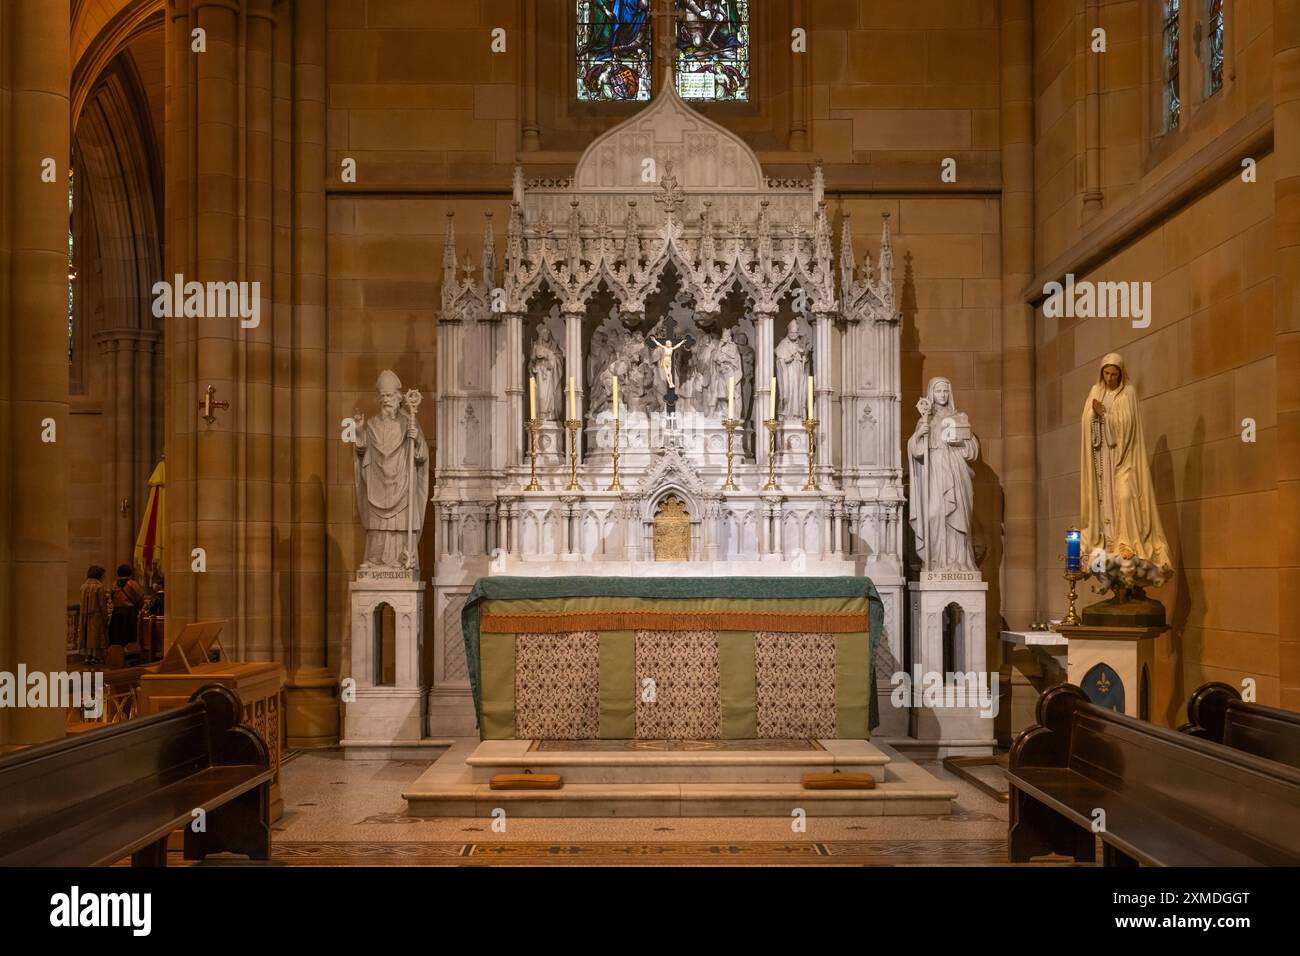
461;577;882;740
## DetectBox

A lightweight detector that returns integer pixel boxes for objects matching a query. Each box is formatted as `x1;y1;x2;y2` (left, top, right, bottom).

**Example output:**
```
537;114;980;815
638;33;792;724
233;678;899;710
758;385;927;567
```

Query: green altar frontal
461;576;883;740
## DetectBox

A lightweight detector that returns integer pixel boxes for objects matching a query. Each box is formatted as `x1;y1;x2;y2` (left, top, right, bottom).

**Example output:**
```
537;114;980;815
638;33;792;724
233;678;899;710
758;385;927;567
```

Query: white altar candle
728;377;735;420
569;376;576;420
769;377;777;420
529;377;536;420
612;376;619;420
808;375;814;420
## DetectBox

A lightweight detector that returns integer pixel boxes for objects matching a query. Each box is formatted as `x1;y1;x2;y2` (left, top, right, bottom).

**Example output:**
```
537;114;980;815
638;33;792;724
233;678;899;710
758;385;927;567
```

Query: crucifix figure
649;333;686;389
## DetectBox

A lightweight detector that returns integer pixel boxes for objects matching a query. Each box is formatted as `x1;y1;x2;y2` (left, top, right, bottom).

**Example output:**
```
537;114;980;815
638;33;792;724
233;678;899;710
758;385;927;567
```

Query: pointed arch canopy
441;77;886;325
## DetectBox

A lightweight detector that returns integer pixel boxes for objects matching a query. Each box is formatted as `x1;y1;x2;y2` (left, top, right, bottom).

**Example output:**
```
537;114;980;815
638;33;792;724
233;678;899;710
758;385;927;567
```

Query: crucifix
199;385;229;426
649;308;691;419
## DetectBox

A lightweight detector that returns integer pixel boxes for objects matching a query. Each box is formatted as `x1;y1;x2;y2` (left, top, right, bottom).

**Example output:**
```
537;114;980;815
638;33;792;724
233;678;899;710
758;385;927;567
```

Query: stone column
94;330;160;562
0;0;71;746
564;312;583;460
286;0;336;746
506;499;521;555
813;311;833;471
505;313;524;467
754;312;775;471
164;0;196;634
1000;0;1037;631
622;496;641;562
243;0;276;661
163;0;336;743
1276;0;1300;711
521;0;541;151
788;0;808;150
1083;0;1103;217
191;0;239;631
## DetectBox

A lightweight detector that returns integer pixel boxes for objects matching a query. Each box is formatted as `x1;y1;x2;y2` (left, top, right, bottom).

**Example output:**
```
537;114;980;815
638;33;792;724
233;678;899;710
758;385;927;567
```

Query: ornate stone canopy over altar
429;74;908;737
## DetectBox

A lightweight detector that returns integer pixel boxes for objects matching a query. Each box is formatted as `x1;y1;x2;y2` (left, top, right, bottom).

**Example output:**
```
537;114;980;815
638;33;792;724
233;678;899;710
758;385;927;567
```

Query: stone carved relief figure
587;326;612;407
907;377;979;572
1079;352;1172;570
354;370;429;572
530;325;564;421
774;319;811;419
712;327;742;417
678;330;715;412
734;330;755;418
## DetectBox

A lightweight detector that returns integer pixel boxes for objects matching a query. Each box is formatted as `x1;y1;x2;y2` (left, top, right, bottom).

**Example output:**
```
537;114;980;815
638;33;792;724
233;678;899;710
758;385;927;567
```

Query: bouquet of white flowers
1087;546;1168;593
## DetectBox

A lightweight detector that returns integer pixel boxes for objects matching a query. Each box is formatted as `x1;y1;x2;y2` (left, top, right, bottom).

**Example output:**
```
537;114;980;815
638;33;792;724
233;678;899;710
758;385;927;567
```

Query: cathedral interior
0;0;1297;913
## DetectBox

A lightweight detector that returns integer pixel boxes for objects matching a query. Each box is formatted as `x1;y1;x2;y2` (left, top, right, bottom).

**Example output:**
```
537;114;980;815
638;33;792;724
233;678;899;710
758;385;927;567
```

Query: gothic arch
69;26;166;583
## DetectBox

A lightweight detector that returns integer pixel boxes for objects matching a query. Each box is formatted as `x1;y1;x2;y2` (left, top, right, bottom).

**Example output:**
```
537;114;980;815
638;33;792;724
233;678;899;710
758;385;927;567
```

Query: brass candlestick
525;418;543;492
565;418;582;491
721;418;740;491
606;417;624;491
762;418;780;491
1062;569;1089;626
801;418;820;491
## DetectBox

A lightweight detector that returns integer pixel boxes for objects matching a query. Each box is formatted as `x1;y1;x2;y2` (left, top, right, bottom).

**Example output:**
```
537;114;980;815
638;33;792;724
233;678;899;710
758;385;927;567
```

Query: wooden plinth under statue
1081;587;1166;628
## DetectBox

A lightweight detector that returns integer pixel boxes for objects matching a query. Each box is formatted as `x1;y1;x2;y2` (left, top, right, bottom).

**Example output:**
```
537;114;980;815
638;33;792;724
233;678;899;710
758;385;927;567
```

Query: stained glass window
674;0;749;101
1207;0;1224;97
577;0;653;101
1163;0;1180;130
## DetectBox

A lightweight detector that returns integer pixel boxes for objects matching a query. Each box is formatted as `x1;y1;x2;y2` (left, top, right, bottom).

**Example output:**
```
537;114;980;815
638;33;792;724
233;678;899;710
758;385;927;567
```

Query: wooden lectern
137;620;286;820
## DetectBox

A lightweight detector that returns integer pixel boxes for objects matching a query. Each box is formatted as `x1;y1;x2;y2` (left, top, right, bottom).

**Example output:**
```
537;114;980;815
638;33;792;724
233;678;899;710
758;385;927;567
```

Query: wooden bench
0;684;273;866
1179;681;1300;769
1007;683;1300;866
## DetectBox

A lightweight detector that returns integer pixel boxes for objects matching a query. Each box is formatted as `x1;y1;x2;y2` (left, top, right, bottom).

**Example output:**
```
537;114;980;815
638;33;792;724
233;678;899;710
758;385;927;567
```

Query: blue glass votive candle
1066;528;1081;572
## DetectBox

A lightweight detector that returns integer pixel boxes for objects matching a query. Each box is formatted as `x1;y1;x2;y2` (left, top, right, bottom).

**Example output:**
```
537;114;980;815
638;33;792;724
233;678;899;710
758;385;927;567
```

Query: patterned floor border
254;839;1033;866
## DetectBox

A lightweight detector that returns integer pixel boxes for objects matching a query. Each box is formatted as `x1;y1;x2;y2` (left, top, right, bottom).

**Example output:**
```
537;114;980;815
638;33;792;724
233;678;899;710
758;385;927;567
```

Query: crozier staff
353;370;430;572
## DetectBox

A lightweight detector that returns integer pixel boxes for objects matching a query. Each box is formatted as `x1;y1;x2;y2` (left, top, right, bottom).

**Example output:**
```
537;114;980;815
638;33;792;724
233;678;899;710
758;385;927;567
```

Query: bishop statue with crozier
353;370;430;573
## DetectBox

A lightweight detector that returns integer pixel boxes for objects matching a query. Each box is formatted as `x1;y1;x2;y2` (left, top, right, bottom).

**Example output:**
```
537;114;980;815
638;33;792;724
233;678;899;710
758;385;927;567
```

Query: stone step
465;739;889;784
403;742;955;818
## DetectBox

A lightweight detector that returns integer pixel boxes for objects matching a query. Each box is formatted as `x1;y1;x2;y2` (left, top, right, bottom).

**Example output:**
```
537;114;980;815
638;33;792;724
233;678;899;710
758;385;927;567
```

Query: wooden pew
0;685;273;867
1007;683;1300;866
1179;681;1300;769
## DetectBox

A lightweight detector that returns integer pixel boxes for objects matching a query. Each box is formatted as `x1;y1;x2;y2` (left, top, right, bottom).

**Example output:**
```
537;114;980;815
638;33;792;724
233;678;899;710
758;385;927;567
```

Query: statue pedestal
536;421;566;463
906;575;995;755
997;630;1069;746
342;575;439;758
1059;623;1166;720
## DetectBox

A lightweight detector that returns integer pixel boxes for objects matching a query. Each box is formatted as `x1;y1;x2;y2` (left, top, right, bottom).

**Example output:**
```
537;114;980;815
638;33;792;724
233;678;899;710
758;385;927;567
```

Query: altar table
461;577;882;740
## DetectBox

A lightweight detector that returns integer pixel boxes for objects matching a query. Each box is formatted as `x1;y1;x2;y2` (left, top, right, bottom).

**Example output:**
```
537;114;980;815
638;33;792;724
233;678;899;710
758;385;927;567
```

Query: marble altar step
403;740;956;817
464;739;889;784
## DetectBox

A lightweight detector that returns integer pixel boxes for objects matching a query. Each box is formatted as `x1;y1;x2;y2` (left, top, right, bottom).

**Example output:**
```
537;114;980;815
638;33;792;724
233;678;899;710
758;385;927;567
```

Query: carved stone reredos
499;72;844;319
571;78;764;193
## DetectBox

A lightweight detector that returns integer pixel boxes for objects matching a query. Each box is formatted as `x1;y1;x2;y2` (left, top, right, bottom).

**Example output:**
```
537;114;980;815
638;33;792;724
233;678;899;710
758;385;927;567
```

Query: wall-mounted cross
199;385;229;426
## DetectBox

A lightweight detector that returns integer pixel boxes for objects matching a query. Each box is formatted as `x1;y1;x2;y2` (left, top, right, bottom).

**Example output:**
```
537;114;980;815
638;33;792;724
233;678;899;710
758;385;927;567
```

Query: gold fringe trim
479;610;868;634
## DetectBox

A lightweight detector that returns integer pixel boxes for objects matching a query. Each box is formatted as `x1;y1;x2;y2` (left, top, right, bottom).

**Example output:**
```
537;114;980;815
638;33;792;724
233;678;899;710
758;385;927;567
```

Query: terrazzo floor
237;743;1045;866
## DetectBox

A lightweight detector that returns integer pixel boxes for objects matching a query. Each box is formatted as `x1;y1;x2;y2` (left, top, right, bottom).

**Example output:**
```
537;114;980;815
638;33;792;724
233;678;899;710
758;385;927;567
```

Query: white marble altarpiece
429;78;906;737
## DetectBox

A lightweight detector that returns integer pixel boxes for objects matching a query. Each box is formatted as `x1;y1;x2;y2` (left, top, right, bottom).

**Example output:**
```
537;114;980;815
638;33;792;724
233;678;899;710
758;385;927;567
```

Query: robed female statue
908;377;979;571
530;325;564;421
1079;352;1171;570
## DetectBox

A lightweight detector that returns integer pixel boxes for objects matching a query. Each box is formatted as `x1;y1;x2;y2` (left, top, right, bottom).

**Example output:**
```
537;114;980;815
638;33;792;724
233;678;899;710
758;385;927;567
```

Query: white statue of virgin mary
1079;352;1172;571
